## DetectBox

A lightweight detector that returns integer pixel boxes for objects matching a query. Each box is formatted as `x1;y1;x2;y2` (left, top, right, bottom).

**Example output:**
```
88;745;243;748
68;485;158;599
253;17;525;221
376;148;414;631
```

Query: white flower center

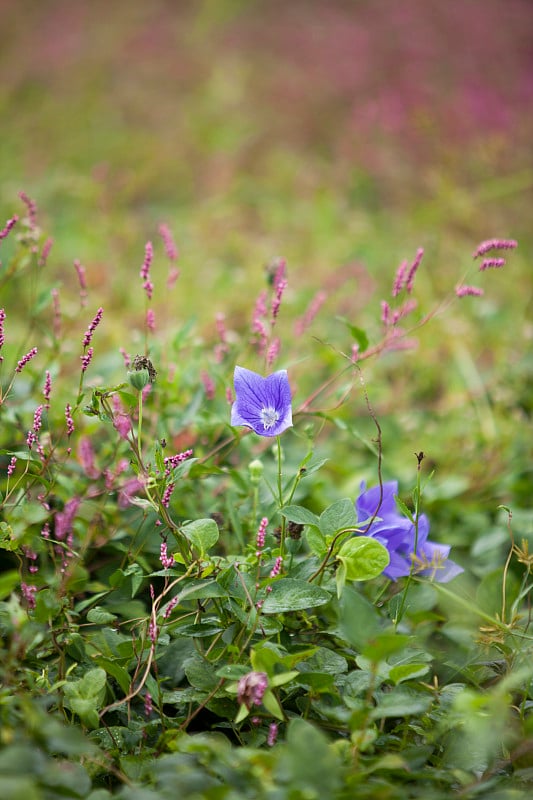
260;406;280;430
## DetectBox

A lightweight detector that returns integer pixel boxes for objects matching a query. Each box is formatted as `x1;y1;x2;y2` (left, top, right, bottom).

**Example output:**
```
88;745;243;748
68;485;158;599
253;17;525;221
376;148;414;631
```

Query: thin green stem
276;436;286;559
394;459;422;627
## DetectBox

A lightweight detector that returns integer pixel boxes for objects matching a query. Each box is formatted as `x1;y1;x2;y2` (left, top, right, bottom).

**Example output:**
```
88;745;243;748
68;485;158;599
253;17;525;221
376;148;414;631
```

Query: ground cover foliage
1;1;533;798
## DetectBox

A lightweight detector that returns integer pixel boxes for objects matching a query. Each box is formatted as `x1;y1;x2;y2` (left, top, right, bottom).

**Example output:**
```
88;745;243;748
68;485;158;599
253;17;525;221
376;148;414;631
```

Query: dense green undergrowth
0;198;532;800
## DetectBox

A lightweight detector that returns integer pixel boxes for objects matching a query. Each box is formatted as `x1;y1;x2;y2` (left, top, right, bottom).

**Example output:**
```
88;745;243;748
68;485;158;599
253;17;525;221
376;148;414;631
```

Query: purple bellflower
231;366;292;437
356;481;463;582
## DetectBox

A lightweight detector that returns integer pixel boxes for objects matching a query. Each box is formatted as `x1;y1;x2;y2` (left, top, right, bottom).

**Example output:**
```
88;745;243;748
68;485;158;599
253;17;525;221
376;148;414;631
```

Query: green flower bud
128;368;150;391
249;459;264;485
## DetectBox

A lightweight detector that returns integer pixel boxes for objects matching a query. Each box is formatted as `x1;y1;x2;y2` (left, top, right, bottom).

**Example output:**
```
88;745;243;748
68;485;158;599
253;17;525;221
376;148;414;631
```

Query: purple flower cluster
237;671;268;709
356;481;463;582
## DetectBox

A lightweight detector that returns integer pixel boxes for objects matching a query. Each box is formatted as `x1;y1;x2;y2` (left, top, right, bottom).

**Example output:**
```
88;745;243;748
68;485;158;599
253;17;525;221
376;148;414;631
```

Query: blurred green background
1;0;533;513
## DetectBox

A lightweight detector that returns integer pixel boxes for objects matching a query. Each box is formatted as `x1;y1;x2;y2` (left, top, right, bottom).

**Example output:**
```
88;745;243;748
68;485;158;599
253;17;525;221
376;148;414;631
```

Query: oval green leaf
261;579;331;615
336;536;389;581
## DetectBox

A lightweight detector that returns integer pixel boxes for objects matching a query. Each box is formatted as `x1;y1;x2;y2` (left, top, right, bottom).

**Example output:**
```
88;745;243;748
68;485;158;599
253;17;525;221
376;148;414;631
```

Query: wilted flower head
231;366;292;437
237;671;268;709
356;481;463;582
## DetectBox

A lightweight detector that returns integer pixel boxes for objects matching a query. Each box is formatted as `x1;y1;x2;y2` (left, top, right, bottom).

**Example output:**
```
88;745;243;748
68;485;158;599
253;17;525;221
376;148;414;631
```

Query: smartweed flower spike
231;366;292;437
0;215;19;240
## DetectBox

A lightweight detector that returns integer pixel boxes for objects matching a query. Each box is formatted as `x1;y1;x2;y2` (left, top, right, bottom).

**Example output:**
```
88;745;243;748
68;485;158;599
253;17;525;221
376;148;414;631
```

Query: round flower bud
128;368;150;391
249;459;264;485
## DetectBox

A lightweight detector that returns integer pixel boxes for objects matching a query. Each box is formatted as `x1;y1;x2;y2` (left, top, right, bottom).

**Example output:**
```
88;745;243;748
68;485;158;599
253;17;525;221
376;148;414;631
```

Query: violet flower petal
231;366;292;437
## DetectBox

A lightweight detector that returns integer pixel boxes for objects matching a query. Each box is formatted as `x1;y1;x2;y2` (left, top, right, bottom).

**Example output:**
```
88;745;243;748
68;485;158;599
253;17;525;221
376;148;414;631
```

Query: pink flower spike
119;348;131;368
269;556;283;578
16;346;38;373
144;693;153;717
456;285;484;297
167;267;180;289
473;238;517;258
201;371;215;400
479;257;505;271
0;308;6;360
381;300;391;325
81;347;94;372
146;308;155;331
266;337;281;368
271;259;288;321
392;259;408;297
7;456;17;476
74;259;87;289
162;482;175;508
51;288;61;338
0;215;19;240
18;191;37;229
140;241;153;281
38;237;53;267
82;308;103;348
43;370;52;408
294;290;327;336
160;541;175;569
158;223;178;261
65;404;75;437
406;248;424;293
256;517;268;550
267;722;278;746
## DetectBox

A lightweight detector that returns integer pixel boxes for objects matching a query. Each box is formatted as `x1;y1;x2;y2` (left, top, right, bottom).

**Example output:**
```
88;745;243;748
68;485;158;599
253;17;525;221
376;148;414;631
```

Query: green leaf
370;687;433;719
338;585;382;651
182;518;219;556
94;658;132;695
262;689;284;720
361;633;411;662
319;498;359;537
261;579;331;615
336;536;389;581
305;525;327;557
278;718;341;795
281;505;320;527
0;570;20;598
394;494;415;523
299;456;329;478
389;663;430;685
87;607;118;624
337;317;369;351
